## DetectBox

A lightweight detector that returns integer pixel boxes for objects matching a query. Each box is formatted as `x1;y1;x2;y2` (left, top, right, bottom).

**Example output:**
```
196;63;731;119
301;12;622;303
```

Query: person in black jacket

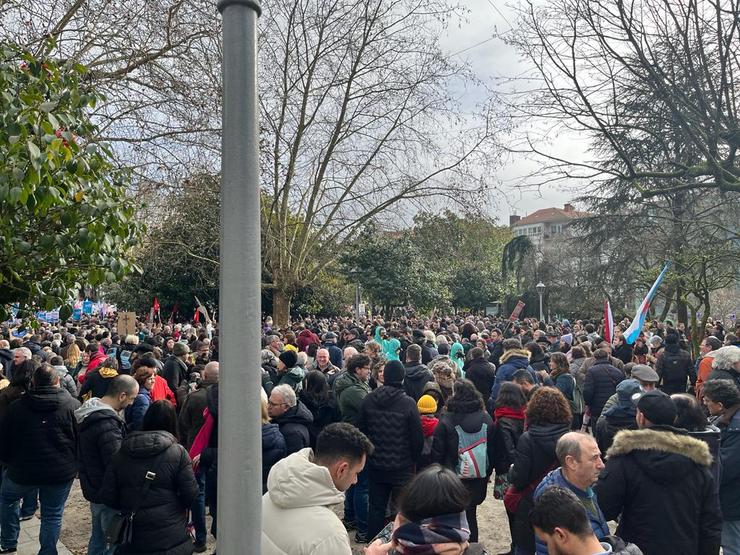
656;332;695;394
75;375;139;555
431;379;495;542
509;387;572;555
403;344;434;401
99;400;199;555
268;384;314;455
78;356;120;401
594;379;641;456
358;360;424;541
162;342;190;396
464;347;496;404
0;364;81;554
583;349;624;422
299;370;341;448
261;397;286;493
488;329;505;367
595;389;722;555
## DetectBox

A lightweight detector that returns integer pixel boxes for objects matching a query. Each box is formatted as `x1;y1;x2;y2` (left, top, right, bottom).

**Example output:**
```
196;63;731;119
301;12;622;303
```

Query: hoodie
75;398;126;502
78;365;118;400
262;448;351;554
403;361;434;401
54;364;78;398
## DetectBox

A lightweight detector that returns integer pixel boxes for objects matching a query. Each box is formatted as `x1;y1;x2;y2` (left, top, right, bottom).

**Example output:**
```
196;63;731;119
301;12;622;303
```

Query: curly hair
526;386;572;426
445;379;484;414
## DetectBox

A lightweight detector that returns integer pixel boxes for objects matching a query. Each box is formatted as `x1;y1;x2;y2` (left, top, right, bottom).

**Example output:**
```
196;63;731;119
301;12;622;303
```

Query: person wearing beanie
357;359;423;542
416;394;439;470
277;350;304;392
594;379;641;455
656;332;694;395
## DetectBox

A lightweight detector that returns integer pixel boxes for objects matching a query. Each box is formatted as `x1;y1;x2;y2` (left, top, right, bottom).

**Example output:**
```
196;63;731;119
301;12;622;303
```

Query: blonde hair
66;343;81;366
261;399;270;424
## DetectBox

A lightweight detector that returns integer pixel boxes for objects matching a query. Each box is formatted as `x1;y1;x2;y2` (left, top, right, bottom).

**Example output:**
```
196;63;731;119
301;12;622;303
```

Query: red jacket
297;329;320;353
78;351;108;384
420;415;439;438
151;375;177;407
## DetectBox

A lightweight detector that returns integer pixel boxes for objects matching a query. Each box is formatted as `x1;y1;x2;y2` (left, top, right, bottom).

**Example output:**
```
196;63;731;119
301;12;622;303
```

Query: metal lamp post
536;282;545;322
217;0;262;552
350;267;361;320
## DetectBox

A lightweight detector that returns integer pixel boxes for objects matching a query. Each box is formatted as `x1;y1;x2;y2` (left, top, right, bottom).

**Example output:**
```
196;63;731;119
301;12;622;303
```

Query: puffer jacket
595;426;721;555
75;398;126;503
0;385;80;485
358;385;424;473
272;401;314;455
509;422;570;553
403;362;434;401
534;468;609;554
583;359;624;421
491;349;538;400
99;430;199;555
262;423;286;493
334;371;370;426
262;448;351;554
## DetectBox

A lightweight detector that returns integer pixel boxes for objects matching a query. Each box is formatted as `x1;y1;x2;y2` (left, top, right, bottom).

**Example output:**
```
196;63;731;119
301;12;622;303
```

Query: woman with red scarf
491;382;527;555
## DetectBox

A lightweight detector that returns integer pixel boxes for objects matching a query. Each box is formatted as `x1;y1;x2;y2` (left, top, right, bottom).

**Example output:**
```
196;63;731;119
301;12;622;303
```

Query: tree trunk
659;296;673;321
272;289;292;328
676;286;688;327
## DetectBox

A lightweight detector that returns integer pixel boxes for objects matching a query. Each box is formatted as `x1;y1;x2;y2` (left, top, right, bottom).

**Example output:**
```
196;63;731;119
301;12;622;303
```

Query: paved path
15;515;73;555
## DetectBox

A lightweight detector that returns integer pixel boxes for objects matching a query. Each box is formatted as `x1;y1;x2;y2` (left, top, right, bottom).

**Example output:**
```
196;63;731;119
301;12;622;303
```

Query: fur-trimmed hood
607;427;712;482
500;348;531;364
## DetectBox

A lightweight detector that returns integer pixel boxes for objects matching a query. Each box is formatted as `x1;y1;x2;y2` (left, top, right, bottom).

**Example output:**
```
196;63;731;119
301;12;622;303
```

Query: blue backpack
455;423;488;479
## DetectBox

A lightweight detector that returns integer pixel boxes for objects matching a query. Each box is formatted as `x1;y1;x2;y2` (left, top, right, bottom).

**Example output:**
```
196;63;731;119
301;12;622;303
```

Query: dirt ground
60;479;512;554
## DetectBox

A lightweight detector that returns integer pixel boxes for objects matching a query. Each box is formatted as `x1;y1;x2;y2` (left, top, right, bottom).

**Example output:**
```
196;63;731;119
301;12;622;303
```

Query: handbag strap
128;448;170;516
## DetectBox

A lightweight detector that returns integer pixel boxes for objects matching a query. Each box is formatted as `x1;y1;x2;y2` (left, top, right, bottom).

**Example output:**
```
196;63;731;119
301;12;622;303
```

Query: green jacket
335;371;370;426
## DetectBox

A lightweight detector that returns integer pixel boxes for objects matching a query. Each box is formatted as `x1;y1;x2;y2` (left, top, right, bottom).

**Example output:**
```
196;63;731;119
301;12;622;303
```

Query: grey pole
538;292;543;322
217;0;262;553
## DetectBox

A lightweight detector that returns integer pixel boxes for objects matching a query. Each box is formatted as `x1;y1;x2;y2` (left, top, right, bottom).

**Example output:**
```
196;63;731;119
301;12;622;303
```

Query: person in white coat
262;422;374;554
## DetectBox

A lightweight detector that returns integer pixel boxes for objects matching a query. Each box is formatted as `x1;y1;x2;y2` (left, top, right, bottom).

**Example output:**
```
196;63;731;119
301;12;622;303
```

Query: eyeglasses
268;401;287;408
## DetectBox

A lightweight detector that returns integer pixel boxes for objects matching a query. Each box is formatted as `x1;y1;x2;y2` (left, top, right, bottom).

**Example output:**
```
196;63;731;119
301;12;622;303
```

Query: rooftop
511;205;590;227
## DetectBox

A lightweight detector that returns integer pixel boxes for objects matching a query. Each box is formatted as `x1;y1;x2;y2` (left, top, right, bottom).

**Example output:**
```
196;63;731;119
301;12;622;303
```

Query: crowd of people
0;311;738;555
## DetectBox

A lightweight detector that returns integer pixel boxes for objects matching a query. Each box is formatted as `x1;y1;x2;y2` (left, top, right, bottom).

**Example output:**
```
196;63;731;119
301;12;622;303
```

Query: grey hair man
269;384;313;456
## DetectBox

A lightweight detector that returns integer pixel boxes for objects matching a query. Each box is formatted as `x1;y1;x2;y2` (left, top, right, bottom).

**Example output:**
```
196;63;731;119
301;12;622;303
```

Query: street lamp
536;282;546;322
349;267;361;320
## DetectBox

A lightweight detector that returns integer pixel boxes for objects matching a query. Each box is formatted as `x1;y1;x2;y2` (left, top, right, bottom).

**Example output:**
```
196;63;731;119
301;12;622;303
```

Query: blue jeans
723;520;740;555
191;469;207;544
0;475;73;554
21;488;38;518
88;503;117;555
343;467;368;535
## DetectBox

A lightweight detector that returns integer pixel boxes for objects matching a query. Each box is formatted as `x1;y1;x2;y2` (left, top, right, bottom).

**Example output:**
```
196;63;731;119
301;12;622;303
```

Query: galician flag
624;262;672;344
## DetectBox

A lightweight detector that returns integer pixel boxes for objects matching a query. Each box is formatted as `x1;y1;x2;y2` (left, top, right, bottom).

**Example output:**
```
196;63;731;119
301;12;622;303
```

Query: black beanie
384;360;405;387
279;350;298;368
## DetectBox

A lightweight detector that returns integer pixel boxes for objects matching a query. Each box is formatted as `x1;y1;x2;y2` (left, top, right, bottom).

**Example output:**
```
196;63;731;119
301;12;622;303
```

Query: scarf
392;512;470;554
494;406;525;422
188;407;214;473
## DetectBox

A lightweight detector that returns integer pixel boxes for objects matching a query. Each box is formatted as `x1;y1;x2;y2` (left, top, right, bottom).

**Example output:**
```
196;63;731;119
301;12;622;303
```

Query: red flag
153;297;160;313
604;300;614;344
509;301;526;322
193;308;200;323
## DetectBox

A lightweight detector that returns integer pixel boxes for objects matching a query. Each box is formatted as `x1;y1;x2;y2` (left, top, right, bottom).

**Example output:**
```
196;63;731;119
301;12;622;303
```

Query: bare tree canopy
506;0;740;197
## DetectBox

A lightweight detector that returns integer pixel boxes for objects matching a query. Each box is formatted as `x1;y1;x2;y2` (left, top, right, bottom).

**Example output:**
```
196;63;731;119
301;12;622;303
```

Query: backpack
570;373;584;414
455;423;488;479
107;346;132;372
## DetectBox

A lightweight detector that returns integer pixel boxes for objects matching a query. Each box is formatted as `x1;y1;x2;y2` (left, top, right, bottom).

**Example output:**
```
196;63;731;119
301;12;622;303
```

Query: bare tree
260;0;499;324
505;0;740;197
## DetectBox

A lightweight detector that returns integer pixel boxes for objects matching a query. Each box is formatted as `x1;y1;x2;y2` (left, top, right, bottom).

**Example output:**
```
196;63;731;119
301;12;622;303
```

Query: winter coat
581;355;625;375
262;448;352;554
613;343;634;366
324;343;345;368
150;374;176;406
272;401;314;455
529;352;548;374
491;411;525;475
334;371;370;426
595;427;722;555
552;372;575;410
278;366;305;392
656;346;694;394
53;365;78;398
125;388;151;432
262;423;286;493
0;386;80;485
75;398;126;503
0;348;11;375
162;355;188;394
715;405;740;519
178;379;217;450
431;409;495;506
491;349;538;400
403;362;434;401
358;385;424;473
79;351;108;383
509;422;570;552
420;342;439;365
488;340;504;367
688;425;722;487
299;391;341;448
594;408;638;456
78;366;118;400
465;358;496;403
583;359;624;422
99;430;199;555
534;468;610;554
297;329;321;353
0;384;25;425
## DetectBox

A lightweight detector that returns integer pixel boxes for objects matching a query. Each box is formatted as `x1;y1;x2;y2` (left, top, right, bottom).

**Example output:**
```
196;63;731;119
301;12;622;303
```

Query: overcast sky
439;0;587;224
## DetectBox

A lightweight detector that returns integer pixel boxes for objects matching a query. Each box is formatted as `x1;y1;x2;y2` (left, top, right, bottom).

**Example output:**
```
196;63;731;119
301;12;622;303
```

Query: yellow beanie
417;394;438;415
